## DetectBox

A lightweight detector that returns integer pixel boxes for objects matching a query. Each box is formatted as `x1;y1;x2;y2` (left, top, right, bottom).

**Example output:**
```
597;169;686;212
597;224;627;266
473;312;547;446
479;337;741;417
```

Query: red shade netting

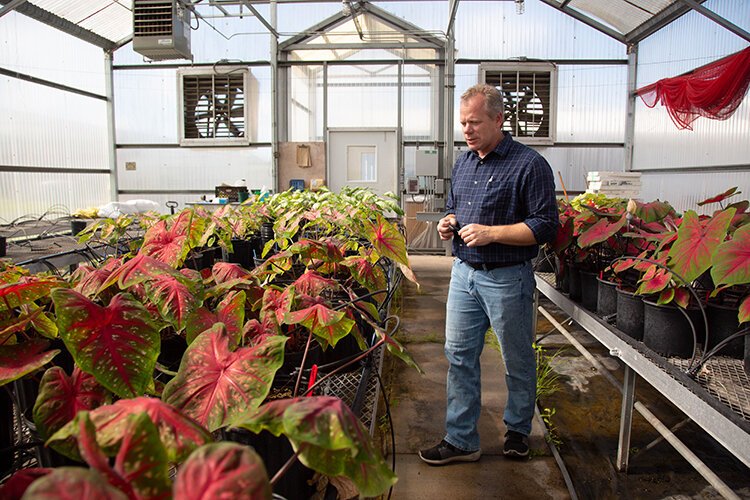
636;46;750;130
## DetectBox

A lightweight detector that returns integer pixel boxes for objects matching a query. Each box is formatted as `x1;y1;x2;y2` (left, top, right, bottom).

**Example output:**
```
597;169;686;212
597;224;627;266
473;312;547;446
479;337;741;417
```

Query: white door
327;128;398;197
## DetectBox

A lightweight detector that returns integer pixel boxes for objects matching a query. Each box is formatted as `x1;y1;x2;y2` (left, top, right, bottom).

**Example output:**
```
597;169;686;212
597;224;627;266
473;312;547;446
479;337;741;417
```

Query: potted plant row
0;187;421;499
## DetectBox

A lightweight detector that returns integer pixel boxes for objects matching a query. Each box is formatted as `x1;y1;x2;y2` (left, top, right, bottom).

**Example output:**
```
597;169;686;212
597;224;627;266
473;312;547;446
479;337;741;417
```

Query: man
419;84;558;465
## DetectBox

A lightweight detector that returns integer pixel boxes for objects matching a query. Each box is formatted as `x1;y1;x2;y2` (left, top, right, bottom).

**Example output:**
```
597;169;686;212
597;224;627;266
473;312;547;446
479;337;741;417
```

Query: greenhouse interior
1;0;749;498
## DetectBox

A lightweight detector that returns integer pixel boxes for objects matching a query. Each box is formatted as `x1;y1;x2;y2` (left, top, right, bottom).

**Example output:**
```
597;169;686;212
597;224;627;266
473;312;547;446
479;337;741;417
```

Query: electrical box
406;177;420;194
434;178;445;194
415;149;439;177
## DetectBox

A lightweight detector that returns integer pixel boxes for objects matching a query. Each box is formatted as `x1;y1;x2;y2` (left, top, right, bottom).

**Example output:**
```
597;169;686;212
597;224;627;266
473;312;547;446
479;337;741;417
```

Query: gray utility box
133;0;192;61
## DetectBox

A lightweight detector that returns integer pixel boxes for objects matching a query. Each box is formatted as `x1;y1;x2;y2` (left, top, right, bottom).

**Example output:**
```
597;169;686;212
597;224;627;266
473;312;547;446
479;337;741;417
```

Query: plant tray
214;186;248;203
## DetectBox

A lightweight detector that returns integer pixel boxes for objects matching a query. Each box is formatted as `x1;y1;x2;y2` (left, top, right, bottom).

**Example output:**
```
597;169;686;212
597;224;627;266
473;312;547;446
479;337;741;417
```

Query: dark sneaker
419;440;481;466
503;430;529;458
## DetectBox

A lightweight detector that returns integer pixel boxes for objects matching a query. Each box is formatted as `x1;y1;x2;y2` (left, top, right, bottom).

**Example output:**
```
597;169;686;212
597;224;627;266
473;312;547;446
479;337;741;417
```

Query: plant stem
269;447;303;487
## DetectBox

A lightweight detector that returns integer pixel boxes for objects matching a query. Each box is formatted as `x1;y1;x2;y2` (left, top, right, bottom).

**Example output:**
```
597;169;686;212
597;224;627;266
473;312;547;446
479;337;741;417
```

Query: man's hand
458;224;495;247
437;215;458;241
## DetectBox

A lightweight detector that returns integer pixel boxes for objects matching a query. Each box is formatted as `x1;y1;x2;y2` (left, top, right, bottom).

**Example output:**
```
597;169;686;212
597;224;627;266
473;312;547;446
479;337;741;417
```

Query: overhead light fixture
515;0;525;15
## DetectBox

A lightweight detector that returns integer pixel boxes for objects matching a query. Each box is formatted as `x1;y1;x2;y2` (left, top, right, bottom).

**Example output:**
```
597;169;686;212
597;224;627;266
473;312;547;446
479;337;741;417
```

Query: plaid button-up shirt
445;133;558;264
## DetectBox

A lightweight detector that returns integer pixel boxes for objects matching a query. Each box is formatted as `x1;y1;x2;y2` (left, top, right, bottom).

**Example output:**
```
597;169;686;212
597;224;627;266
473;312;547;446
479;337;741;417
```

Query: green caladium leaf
284;302;355;349
366;214;409;267
634;199;676;223
52;289;160;398
697;186;740;206
711;223;750;287
0;276;62;311
668;208;735;284
0;339;59;387
22;303;58;339
33;366;109;442
239;396;397;498
578;214;627;249
22;467;128;500
173;442;272;500
739;296;750;324
162;325;286;432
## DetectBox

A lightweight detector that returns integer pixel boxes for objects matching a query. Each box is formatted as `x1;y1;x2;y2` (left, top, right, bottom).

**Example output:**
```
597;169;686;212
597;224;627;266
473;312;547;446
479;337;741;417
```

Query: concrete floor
385;255;571;500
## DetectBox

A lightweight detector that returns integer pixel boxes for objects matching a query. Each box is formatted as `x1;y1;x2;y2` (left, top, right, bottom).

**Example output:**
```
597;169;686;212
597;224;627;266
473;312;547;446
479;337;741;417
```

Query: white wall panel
534;147;625;193
0;172;110;222
633;0;750;171
0;79;109;168
116;147;273;192
639;171;750;215
0;11;105;95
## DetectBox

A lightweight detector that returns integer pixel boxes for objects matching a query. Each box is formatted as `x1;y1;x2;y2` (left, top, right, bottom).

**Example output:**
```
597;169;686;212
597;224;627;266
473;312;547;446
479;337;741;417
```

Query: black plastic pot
706;302;744;359
579;271;599;311
745;336;750;376
616;288;644;341
642;300;695;358
70;219;87;236
597;278;618;318
226;239;255;270
567;264;582;301
554;256;569;293
0;236;6;258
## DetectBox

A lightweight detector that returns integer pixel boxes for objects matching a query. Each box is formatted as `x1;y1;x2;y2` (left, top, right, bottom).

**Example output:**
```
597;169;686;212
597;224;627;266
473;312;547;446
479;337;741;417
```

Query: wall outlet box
434;178;445;194
125;162;136;171
406;177;420;194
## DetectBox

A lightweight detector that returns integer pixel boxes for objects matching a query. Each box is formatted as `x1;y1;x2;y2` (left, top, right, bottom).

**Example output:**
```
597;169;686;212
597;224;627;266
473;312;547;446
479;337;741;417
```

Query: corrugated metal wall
634;0;750;211
0;12;111;222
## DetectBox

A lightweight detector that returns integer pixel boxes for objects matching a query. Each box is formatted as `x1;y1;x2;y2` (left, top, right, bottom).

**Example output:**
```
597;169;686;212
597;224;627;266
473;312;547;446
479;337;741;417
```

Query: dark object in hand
450;223;463;243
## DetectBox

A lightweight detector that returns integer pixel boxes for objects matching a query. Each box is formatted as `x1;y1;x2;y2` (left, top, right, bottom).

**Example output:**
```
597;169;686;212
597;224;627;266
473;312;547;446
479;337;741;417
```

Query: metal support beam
624;43;638;172
104;51;119;202
240;0;280;38
537;0;625;43
625;1;699;44
616;366;636;472
0;0;25;19
446;0;460;42
270;0;279;192
678;0;750;43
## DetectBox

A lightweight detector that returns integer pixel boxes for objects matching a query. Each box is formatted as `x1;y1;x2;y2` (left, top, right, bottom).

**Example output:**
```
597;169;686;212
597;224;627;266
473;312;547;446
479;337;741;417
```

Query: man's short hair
461;84;504;119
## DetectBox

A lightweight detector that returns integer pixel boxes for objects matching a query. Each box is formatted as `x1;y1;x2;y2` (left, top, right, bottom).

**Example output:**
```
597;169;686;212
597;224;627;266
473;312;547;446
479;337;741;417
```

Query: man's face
459;94;503;158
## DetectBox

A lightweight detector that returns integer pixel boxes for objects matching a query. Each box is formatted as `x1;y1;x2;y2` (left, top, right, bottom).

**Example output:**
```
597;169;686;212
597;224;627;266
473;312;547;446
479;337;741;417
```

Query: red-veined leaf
634;200;676;222
242;317;280;346
739;296;750;324
711;224;750;287
77;412;135;497
162;325;286;432
293;271;337;296
101;253;179;292
140;210;194;267
33;367;109;441
261;286;295;325
668;209;735;284
52;289;160;398
0;277;62;311
48;396;213;463
636;266;672;296
673;287;690;309
0;468;53;499
727;200;749;214
239;396;396;498
22;303;58;339
114;413;171;500
697;186;740;206
186;307;218;345
365;215;409;266
284;303;355;349
551;216;574;254
342;256;387;293
173;442;272;500
212;262;251;284
21;468;128;500
73;258;123;297
186;290;246;346
144;272;202;332
578;214;627;249
0;339;59;387
657;287;675;305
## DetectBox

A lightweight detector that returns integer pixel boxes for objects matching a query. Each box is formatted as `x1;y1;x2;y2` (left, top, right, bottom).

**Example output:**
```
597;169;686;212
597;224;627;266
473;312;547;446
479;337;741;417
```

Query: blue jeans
443;259;536;451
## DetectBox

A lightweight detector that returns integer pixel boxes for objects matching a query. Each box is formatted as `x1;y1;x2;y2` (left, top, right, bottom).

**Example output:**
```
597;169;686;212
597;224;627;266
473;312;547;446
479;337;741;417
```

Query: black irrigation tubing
610;256;708;377
691;326;750;376
375;368;397;500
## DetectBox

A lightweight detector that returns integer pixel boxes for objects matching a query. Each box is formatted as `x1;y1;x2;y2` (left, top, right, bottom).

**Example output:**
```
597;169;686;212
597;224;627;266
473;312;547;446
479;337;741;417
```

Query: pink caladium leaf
636;265;672;296
186;291;246;346
284;301;355;349
162;325;287;432
72;258;123;298
657;287;675;305
551;216;574;254
261;286;295;325
21;468;129;500
0;277;62;311
0;339;59;387
33;366;109;441
101;253;179;292
173;442;272;500
49;396;213;464
51;289;160;398
697;186;740;206
365;214;409;267
212;262;251;284
668;208;735;284
578;214;627;249
239;396;396;498
673;287;691;309
0;468;53;499
727;200;749;214
144;272;202;332
342;256;387;294
293;270;338;296
634;200;676;223
738;296;750;324
113;413;171;500
711;223;750;287
242;317;280;346
77;412;135;497
140;210;195;267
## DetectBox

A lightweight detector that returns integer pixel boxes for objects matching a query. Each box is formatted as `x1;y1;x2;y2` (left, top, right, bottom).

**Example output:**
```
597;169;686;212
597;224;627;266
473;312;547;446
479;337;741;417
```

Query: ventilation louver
133;0;192;61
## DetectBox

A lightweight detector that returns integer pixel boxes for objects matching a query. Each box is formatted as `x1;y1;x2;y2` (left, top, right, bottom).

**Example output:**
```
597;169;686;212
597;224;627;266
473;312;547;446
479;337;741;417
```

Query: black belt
463;260;524;271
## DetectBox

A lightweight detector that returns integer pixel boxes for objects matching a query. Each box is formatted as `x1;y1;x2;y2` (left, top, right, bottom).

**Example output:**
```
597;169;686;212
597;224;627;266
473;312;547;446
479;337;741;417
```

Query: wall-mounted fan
183;74;245;139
